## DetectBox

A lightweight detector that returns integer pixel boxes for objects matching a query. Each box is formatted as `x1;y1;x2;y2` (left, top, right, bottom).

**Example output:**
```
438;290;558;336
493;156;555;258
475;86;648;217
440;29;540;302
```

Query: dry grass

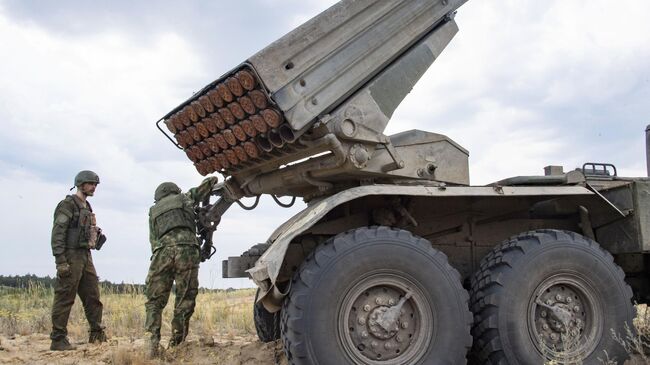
0;282;256;341
542;304;650;365
5;283;649;364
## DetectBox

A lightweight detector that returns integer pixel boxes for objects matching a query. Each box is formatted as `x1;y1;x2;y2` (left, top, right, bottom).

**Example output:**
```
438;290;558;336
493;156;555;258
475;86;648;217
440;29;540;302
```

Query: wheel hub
368;306;400;339
528;275;601;360
341;276;430;364
367;291;412;340
535;286;586;349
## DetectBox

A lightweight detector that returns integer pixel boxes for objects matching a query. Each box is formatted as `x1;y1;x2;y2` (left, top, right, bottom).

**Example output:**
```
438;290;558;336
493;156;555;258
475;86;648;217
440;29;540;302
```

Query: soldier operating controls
144;176;219;357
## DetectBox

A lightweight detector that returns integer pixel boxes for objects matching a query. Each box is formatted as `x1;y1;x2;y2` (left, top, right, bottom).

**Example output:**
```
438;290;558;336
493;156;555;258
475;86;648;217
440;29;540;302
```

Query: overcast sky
0;0;648;289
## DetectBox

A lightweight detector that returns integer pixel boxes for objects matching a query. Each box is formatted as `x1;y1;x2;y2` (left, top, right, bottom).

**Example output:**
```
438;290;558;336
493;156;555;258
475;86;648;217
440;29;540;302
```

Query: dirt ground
0;333;288;365
1;333;648;364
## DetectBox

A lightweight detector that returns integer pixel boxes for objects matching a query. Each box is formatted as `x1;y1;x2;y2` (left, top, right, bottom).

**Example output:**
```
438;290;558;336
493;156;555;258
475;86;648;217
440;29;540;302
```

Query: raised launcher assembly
157;0;470;201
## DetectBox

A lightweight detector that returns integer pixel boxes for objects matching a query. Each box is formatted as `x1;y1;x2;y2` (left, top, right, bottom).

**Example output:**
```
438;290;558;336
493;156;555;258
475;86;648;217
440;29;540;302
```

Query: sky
0;0;648;289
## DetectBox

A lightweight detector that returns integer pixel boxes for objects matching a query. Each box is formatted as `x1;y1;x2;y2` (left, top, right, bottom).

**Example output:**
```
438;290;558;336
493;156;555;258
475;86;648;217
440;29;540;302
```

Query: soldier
144;176;219;357
50;170;107;351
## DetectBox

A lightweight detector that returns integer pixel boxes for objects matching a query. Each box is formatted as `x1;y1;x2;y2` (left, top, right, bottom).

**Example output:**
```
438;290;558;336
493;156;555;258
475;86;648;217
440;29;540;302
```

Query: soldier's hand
56;263;71;278
207;176;219;186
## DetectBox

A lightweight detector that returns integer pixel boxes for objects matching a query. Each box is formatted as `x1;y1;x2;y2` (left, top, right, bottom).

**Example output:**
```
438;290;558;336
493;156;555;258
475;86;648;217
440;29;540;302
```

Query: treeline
0;274;145;293
0;274;241;293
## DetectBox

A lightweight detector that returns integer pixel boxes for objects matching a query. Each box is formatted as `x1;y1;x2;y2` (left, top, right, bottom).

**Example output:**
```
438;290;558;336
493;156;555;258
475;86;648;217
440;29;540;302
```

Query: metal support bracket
380;137;405;172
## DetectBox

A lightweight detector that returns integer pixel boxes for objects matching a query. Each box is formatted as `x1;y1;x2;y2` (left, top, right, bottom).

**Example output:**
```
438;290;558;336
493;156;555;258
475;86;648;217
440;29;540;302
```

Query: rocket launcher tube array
163;67;293;176
159;0;468;176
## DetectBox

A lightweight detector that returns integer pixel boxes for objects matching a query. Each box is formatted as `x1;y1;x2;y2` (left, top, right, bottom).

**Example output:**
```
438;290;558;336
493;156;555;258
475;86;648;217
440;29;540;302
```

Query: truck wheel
281;226;472;365
469;229;634;364
253;288;281;342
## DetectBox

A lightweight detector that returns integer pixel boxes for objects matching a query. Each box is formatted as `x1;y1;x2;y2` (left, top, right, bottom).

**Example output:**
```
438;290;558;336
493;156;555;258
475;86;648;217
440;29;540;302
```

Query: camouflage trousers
50;249;104;340
144;245;199;344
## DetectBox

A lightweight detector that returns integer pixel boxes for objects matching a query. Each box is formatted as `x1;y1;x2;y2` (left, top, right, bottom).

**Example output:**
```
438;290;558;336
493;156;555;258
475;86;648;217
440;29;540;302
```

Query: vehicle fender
247;184;599;290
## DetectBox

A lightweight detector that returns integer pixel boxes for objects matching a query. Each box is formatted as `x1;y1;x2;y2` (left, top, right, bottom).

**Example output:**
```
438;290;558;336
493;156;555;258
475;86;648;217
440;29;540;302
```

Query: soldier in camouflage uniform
144;176;218;357
50;170;107;351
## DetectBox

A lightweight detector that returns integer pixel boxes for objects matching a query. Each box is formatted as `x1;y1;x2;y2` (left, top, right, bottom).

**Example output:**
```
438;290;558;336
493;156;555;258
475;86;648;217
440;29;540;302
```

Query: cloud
0;3;307;288
0;0;649;289
391;0;650;184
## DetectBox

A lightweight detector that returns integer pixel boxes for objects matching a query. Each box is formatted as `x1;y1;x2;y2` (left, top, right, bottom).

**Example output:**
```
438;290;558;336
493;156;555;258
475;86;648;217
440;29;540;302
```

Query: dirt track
0;333;288;365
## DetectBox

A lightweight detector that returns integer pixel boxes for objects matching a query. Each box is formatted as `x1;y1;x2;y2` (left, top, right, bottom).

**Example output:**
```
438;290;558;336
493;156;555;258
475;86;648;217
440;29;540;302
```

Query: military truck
156;0;648;363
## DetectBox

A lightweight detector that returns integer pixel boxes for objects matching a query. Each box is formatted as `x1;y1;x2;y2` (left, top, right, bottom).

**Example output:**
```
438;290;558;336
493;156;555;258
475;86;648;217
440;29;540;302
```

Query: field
0;283;287;365
0;282;649;364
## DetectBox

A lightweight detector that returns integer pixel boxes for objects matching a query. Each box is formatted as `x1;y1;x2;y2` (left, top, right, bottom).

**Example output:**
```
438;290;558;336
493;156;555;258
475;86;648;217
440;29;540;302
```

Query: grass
0;282;256;340
3;282;649;364
542;303;650;365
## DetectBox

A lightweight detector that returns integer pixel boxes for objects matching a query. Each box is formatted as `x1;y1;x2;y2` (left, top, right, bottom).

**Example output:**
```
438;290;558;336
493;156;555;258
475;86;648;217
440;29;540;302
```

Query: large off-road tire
469;229;635;364
253;288;281;343
281;226;472;365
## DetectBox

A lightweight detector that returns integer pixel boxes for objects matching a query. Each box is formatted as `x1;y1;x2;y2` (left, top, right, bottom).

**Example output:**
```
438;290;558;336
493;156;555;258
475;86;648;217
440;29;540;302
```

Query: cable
236;195;260;210
272;195;296;208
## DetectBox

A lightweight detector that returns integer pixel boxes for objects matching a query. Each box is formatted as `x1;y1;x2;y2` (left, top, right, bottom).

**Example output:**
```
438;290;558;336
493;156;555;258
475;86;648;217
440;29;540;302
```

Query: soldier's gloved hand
204;176;217;186
56;263;71;278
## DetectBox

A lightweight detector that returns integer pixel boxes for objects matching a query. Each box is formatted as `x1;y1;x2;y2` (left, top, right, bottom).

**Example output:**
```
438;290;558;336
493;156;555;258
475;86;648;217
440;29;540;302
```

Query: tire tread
468;229;634;364
282;226;473;364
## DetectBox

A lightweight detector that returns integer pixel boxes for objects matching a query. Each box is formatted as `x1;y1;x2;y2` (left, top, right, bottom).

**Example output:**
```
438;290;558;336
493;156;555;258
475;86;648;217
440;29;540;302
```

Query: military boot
50;337;76;351
89;329;108;343
144;332;160;359
168;332;186;348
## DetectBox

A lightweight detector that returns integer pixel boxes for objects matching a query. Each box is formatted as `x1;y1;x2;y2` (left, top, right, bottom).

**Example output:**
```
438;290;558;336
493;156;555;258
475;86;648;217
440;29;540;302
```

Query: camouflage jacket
51;195;93;264
148;177;217;254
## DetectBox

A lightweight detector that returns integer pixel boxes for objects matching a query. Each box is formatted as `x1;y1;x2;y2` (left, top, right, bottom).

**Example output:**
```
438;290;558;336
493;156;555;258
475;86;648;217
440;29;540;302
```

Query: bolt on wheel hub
527;274;602;361
339;273;432;364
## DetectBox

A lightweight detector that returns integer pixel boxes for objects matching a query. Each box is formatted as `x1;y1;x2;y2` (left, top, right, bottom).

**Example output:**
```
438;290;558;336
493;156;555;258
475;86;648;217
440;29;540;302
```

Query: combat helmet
155;182;181;202
74;170;100;187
